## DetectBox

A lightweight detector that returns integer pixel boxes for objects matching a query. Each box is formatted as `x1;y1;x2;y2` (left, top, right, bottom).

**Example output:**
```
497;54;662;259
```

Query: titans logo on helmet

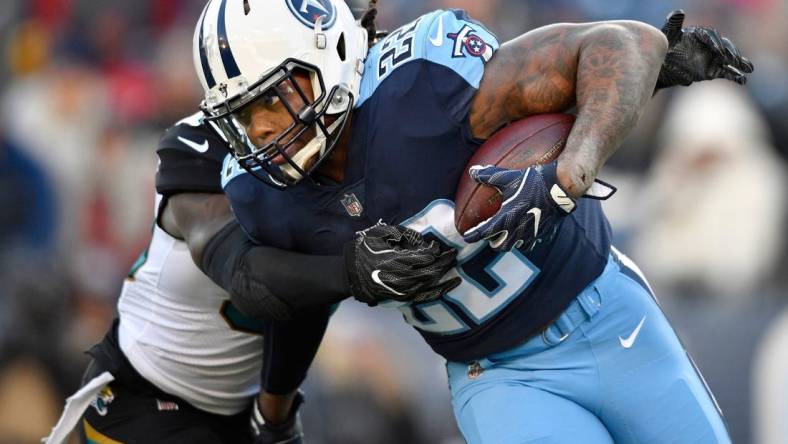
285;0;336;29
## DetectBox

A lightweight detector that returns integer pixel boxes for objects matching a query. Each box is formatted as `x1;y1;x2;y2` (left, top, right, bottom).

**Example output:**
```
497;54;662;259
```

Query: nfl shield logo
341;193;363;217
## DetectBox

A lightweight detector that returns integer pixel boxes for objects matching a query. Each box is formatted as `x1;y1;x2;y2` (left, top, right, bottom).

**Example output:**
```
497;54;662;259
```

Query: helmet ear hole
336;32;346;61
243;0;250;15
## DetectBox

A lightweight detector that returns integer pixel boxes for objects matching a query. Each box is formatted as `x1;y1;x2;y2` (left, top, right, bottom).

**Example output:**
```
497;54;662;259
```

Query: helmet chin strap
280;115;344;180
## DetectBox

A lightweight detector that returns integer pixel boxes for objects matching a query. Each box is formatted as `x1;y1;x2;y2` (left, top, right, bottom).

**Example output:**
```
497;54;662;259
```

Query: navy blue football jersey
222;10;612;361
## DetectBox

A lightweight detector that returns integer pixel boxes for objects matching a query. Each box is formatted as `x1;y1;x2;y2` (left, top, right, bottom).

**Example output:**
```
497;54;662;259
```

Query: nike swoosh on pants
619;316;646;349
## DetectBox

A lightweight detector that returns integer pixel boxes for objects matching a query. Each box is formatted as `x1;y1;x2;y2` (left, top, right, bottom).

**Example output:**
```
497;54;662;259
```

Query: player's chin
271;140;306;166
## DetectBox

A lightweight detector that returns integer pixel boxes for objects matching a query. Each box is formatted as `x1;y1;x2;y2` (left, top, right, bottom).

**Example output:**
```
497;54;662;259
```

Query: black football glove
344;221;461;306
250;391;304;444
656;10;754;90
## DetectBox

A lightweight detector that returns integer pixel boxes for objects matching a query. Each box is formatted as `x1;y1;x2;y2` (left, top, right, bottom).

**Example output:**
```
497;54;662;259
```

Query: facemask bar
201;58;353;189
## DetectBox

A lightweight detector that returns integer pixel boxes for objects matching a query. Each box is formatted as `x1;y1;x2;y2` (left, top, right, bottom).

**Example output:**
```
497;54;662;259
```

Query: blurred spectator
0;131;57;253
631;82;787;299
2;60;111;253
0;2;785;443
753;307;788;444
301;301;460;444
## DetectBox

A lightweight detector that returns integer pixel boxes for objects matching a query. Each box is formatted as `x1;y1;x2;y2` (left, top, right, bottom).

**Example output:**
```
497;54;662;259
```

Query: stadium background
0;0;786;442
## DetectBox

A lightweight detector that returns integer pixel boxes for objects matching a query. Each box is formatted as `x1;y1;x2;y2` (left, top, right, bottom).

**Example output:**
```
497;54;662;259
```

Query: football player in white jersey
43;111;458;444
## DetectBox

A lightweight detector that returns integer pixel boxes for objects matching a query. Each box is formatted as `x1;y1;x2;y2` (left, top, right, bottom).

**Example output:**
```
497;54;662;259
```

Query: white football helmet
193;0;368;188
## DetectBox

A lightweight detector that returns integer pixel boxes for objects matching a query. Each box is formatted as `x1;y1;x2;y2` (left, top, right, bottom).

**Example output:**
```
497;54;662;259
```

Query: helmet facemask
202;58;354;189
193;0;368;188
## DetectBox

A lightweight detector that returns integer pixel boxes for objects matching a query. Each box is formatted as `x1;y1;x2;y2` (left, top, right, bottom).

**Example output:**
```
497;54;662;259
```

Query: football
454;113;576;234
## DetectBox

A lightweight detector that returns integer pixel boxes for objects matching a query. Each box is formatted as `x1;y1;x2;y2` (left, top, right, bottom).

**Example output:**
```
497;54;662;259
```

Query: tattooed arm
469;21;668;198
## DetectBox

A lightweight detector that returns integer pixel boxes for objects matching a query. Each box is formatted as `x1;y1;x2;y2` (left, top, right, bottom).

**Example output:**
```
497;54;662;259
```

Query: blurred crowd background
0;0;786;443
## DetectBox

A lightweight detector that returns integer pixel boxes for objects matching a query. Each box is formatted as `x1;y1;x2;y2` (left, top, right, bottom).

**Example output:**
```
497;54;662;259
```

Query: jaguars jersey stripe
83;419;123;444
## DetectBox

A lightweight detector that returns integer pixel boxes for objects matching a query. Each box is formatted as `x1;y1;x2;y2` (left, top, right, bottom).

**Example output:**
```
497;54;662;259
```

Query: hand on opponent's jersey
345;222;461;306
462;162;577;252
656;10;753;90
250;391;304;444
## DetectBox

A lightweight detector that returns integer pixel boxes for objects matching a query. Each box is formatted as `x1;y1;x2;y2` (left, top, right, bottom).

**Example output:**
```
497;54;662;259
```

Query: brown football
454;113;575;234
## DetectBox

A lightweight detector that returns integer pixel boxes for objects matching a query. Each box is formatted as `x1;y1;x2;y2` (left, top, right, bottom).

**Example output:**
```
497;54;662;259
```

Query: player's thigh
452;382;613;444
587;267;730;443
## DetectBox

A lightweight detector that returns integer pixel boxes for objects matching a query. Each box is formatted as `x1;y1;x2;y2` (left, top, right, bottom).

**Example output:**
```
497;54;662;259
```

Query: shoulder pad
420;9;500;88
358;10;500;107
155;112;229;196
158;112;228;163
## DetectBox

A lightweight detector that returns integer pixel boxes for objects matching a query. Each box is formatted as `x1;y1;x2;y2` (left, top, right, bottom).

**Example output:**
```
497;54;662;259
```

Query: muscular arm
470;21;668;197
161;192;349;320
162;193;332;426
159;192;234;254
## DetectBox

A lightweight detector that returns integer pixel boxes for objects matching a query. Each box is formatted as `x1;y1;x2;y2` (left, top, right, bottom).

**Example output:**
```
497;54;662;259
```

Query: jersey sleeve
421;9;500;124
155;113;228;197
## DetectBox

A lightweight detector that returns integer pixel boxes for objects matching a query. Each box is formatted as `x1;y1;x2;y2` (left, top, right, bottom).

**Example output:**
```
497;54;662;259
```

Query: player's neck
314;117;353;184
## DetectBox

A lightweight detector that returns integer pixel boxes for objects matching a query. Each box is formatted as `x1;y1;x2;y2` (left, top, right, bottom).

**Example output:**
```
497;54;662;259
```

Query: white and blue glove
462;161;576;251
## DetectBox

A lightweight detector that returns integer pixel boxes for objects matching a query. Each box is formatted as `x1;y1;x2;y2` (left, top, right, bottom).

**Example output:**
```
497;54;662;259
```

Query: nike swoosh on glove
345;221;461;306
462;162;576;252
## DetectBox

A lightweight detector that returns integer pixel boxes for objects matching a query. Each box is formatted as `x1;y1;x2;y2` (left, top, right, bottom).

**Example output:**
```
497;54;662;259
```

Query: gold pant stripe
82;418;124;444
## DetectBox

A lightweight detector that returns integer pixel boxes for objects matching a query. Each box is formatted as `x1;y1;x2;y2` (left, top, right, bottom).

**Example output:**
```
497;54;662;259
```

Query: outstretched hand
656;10;754;90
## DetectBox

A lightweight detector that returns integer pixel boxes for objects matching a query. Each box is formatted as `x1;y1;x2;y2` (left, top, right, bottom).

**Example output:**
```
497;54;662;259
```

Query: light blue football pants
447;249;731;444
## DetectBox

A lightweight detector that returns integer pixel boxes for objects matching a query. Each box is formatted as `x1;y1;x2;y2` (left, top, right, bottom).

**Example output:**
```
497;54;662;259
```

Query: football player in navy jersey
194;0;752;442
43;110;457;444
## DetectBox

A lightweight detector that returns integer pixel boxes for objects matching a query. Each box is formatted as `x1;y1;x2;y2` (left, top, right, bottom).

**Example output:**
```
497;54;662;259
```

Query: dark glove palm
657;10;754;89
345;222;461;306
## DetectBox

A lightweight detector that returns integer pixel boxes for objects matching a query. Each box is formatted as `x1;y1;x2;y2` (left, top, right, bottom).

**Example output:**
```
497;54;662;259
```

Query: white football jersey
117;193;263;415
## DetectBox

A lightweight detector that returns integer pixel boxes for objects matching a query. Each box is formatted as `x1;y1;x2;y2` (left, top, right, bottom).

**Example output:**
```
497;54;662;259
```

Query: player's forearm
261;306;330;396
258;391;298;425
558;22;667;197
166;192;349;319
200;222;349;320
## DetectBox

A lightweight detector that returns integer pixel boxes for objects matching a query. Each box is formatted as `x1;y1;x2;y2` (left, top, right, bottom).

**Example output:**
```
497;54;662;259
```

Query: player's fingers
431;277;462;299
434;248;459;268
398;226;428;248
462;212;496;242
720;37;754;73
462;229;482;244
469;165;526;192
485;230;509;250
412;276;462;303
720;64;747;85
361;235;392;253
696;27;724;55
739;55;754;73
468;164;503;184
442;276;462;293
661;10;685;46
361;222;401;243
